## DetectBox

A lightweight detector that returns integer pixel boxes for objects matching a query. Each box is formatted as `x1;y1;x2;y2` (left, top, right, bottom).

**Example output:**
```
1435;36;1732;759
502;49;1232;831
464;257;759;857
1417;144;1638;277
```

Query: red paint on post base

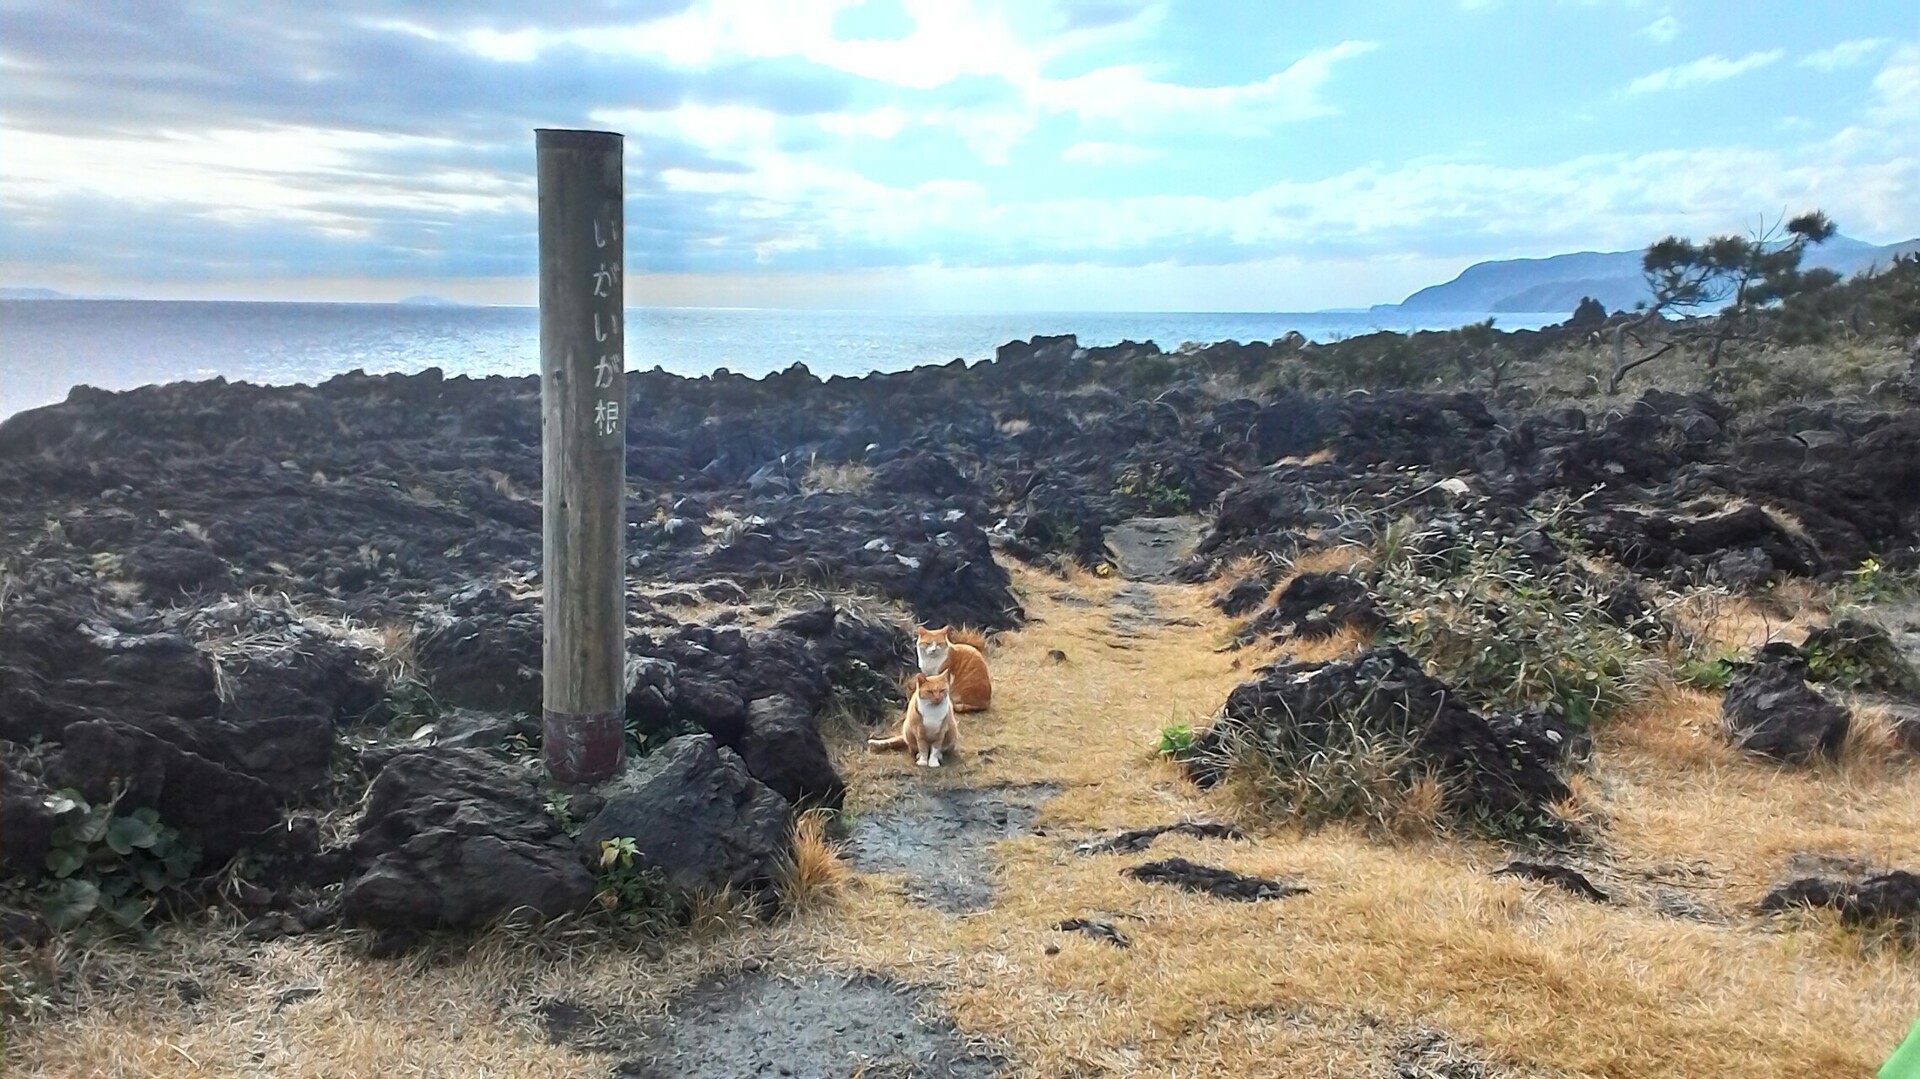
541;709;625;784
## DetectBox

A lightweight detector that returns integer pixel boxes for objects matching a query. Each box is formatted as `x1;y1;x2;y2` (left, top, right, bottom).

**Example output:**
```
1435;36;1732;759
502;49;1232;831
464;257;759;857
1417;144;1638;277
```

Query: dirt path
10;548;1920;1077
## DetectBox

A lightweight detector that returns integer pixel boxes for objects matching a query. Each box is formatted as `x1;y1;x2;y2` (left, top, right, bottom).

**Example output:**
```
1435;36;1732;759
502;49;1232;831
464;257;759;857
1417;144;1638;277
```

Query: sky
0;0;1915;311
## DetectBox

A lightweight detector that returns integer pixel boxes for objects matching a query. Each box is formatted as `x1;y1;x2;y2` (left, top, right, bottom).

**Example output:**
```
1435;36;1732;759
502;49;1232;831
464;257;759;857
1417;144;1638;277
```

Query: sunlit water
0;301;1564;420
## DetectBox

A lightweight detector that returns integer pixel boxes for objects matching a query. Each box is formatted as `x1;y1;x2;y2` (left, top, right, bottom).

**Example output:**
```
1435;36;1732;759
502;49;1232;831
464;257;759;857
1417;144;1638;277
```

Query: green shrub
1112;462;1192;515
1674;649;1742;690
1155;722;1196;757
592;837;675;934
1801;618;1920;696
1129;355;1178;390
1836;558;1920;604
1372;528;1660;727
37;788;199;935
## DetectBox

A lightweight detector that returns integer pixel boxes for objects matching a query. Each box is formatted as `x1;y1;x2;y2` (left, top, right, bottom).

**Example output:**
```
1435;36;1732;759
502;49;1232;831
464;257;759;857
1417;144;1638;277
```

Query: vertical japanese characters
591;215;622;438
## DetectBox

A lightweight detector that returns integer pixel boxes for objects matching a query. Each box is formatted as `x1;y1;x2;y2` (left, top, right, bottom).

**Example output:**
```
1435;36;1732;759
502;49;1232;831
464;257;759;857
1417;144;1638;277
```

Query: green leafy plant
593;836;673;934
1836;558;1919;604
1800;618;1920;696
545;791;578;835
1155;722;1196;758
37;788;199;934
1112;462;1193;516
1674;649;1742;690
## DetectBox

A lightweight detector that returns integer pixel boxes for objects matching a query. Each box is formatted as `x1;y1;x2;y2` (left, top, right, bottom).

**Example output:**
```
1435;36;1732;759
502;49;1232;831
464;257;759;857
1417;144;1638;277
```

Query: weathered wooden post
536;128;626;783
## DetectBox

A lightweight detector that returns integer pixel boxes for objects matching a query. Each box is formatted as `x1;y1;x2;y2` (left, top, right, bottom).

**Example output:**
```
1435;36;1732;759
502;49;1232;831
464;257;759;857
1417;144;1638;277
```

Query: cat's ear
912;672;926;688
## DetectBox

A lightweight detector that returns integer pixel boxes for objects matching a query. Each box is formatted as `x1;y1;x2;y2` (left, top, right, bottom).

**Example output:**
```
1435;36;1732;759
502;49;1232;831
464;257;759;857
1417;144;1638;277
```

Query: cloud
1639;15;1678;43
0;1;1914;304
1060;141;1161;165
1034;41;1378;135
1625;49;1784;93
1800;38;1893;71
1053;0;1159;32
1867;43;1920;128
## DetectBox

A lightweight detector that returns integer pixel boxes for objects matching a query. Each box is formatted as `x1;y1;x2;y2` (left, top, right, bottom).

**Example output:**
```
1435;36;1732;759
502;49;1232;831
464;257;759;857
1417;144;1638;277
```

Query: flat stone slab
845;784;1057;913
614;971;1001;1078
1107;516;1207;581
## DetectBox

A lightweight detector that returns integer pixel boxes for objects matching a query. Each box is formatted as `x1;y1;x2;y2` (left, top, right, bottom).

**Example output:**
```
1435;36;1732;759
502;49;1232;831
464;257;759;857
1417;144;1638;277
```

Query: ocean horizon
0;298;1568;420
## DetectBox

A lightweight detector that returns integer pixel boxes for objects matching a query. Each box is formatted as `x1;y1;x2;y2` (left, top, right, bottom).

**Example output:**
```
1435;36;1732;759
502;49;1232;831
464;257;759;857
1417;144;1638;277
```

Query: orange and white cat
915;626;991;713
868;671;958;767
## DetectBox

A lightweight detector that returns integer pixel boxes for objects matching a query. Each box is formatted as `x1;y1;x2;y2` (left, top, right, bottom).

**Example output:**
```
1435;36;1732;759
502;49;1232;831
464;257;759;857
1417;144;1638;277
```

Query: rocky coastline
3;320;1919;955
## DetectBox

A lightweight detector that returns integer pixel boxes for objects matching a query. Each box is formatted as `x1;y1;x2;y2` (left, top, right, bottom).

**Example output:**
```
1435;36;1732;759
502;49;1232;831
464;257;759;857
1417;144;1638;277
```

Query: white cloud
1799;37;1892;71
1061;141;1161;165
1625;49;1784;93
1867;43;1920;129
1035;41;1377;135
816;107;912;140
0;126;519;231
581;2;1373;161
1639;15;1678;44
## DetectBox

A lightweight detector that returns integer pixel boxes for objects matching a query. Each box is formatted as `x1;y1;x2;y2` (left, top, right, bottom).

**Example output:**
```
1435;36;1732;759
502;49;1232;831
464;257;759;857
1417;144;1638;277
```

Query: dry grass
8;564;1919;1077
800;459;874;495
779;809;847;911
1287;543;1372;577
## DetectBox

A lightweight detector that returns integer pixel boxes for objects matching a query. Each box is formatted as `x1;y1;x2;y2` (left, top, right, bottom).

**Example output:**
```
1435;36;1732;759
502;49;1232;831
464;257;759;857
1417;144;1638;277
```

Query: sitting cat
867;671;958;767
915;625;992;713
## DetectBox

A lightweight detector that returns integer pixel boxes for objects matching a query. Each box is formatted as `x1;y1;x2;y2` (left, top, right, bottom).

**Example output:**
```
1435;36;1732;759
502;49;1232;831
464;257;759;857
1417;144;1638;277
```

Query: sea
0;300;1565;421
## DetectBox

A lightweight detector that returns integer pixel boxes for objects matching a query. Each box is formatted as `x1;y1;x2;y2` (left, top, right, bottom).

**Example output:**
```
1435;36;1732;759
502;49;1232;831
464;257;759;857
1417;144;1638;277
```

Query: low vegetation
1373;523;1661;728
36;787;200;938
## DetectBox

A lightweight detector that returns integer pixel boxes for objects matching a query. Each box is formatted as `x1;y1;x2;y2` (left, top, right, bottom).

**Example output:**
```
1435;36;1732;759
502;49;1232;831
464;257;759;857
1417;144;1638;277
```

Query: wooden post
536;128;626;784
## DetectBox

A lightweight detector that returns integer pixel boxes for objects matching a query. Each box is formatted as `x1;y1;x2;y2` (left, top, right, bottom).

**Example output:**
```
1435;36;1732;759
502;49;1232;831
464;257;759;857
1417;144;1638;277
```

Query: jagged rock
53;719;279;863
123;532;229;592
1213;566;1280;617
577;734;791;912
1074;820;1244;856
1238;571;1385;643
1720;663;1851;763
872;451;973;499
416;583;543;713
772;603;837;638
1189;647;1572;833
0;767;56;882
340;749;593;931
1054;917;1131;947
1123;858;1306;902
1758;870;1920;933
741;695;844;810
1799;618;1920;697
418;709;540;752
1493;861;1610;902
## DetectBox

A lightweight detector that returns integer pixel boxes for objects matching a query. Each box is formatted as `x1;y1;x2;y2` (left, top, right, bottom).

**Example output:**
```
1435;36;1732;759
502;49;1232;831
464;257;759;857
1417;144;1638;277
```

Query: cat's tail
866;735;908;753
950;627;989;651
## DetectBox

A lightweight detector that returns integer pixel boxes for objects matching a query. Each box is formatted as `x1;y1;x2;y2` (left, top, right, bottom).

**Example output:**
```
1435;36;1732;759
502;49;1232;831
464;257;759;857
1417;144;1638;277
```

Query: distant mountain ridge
1375;234;1920;316
0;287;71;300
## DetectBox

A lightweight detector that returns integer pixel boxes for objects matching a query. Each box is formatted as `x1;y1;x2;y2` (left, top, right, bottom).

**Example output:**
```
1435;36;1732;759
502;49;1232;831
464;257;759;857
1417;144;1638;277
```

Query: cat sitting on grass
868;671;958;767
914;625;991;713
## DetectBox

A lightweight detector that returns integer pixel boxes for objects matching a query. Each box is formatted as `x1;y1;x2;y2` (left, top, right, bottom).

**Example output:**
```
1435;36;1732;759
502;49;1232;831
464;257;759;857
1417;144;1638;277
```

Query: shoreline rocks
3;327;1918;940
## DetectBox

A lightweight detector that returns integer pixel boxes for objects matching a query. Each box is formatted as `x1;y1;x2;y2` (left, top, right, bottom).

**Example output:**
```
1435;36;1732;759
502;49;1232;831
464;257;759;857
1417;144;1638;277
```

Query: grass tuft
779;810;847;912
800;459;874;495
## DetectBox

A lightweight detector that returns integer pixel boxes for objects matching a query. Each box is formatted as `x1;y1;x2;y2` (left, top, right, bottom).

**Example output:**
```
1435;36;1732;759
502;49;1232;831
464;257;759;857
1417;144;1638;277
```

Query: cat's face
915;671;950;705
916;626;951;660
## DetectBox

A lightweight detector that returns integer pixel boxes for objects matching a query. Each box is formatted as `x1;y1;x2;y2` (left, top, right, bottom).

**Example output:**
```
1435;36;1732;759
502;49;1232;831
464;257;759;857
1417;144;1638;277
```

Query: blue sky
0;0;1914;310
